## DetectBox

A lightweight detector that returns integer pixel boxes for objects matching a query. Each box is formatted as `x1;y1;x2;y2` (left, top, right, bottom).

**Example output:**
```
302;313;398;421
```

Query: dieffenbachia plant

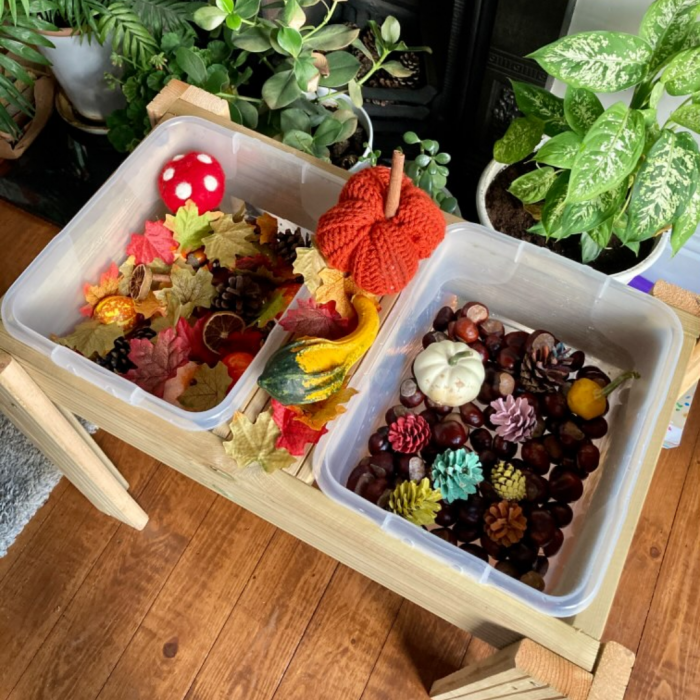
494;0;700;260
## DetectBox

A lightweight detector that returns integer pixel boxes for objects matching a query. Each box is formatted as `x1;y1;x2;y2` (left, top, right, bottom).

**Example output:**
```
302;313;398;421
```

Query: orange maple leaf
292;382;358;431
256;212;279;245
81;262;120;316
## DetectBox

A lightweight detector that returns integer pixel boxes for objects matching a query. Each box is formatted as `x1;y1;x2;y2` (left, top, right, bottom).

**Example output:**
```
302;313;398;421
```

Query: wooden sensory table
2;81;700;700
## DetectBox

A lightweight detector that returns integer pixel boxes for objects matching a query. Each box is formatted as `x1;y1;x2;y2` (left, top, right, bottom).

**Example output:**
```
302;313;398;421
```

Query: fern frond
54;0;102;34
99;1;158;67
124;0;193;38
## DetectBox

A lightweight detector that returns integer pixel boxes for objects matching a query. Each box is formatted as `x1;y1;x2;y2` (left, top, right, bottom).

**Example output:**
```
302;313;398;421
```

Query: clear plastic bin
313;222;683;616
1;116;347;431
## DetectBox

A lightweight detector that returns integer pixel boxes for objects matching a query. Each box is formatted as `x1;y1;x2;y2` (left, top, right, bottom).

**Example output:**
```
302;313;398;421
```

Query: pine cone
388;414;432;454
490;395;537;443
212;274;264;319
491;461;526;501
431;448;483;503
388;477;442;526
274;227;309;266
520;331;578;393
484;501;527;546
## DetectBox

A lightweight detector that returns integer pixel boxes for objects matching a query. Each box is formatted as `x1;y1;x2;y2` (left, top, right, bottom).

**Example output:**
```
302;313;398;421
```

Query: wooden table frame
2;82;699;700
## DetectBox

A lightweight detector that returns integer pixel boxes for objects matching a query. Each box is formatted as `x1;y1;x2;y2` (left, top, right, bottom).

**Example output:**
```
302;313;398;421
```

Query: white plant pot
37;29;124;122
476;159;669;284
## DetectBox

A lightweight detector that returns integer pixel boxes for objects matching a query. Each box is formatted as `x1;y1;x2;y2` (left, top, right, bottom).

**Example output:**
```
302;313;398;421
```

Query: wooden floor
1;200;699;699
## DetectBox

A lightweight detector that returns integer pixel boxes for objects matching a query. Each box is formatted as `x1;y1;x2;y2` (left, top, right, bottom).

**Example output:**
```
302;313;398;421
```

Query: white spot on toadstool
176;182;192;200
203;175;218;192
162;167;175;181
197;154;213;164
172;154;184;161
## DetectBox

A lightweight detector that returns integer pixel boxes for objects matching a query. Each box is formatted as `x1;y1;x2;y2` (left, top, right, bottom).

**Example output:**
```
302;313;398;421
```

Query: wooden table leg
0;351;148;530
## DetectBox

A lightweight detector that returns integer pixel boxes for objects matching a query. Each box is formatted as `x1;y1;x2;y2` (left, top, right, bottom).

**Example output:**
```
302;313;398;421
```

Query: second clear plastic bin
1;116;347;430
314;222;683;617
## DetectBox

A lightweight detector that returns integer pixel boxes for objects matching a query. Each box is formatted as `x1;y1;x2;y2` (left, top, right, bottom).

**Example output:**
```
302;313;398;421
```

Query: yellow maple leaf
313;269;376;318
134;292;164;320
256;212;279;245
292;383;358;431
202;216;259;268
223;410;295;473
293;245;327;293
53;319;124;359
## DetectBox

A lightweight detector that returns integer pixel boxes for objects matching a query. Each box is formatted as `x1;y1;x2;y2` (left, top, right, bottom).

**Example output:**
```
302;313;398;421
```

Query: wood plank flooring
1;199;699;699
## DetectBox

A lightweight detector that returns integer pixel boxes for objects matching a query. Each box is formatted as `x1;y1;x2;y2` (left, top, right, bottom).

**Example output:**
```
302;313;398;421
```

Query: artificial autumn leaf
151;296;192;332
53;319;123;359
162;361;198;405
175;315;220;366
165;200;221;254
293;382;358;431
230;196;246;222
118;256;169;296
252;289;286;328
293;245;327;293
179;362;233;411
82;263;120;315
126;220;177;265
279;298;350;339
271;399;327;456
134;292;164;319
223;410;295;473
202;215;259;267
313;268;366;318
256;212;278;245
126;326;190;397
155;263;214;323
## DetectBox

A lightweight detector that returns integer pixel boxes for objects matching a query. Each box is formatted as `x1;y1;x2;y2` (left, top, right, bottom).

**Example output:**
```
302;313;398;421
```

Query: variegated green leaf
649;81;666;109
528;221;547;236
568;103;645;203
493;116;544;164
670;102;700;133
508;167;557;204
563;87;604;135
528;32;653;93
671;176;700;253
534;131;582;169
560;182;626;236
581;218;613;263
589;217;614;247
662;46;700;94
641;0;699;74
511;80;569;136
625;130;697;242
542;172;571;237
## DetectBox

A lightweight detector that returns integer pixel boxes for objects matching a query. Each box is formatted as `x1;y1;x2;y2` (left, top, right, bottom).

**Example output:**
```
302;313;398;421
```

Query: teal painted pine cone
431;448;484;503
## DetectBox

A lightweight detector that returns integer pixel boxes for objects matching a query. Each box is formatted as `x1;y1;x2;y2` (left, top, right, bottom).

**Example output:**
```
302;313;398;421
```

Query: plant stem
598;370;641;398
303;0;338;40
358;49;390;86
216;93;262;103
261;56;275;72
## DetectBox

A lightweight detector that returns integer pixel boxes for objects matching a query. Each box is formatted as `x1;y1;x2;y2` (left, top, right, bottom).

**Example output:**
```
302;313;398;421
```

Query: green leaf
304;25;359;50
277;27;302;56
534;131;582;169
232;26;271;52
235;0;261;19
193;5;227;30
403;130;420;145
319;51;361;87
640;0;698;74
282;0;305;29
313;115;344;146
226;14;242;30
528;31;652;92
564;86;604;136
511;80;568;136
670;101;700;132
347;78;362;108
581;229;605;264
568;103;645;203
560;182;626;236
283;129;315;154
381;60;413;78
175;46;207;84
528;221;547;236
262;69;302;109
662;46;700;94
542;171;571;237
625;130;697;242
493;116;544;165
332;108;358;142
415;153;431;168
281;107;311;133
672;176;700;253
381;15;400;45
235;99;259;129
215;0;232;13
203;64;229;92
293;54;318;90
508;167;558;204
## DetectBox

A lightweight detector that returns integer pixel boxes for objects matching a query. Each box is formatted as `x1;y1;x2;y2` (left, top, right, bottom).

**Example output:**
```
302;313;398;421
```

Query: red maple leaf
126;220;177;265
126;326;190;397
174;316;219;367
279;298;351;339
271;399;327;456
237;254;272;270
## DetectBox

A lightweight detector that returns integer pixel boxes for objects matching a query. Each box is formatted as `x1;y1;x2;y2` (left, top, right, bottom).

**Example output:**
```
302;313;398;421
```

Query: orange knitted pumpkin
315;166;445;295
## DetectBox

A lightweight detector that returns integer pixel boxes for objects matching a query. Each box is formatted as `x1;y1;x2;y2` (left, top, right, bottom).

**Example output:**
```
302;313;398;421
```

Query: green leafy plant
494;0;700;260
403;131;456;213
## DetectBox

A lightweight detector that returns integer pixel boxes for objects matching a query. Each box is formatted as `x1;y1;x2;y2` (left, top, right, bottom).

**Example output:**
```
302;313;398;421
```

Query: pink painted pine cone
489;395;537;443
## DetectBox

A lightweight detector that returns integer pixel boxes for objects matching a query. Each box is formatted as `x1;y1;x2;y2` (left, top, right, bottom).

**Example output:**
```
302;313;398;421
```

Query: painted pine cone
491;461;527;501
388;413;432;454
484;500;527;546
490;395;537;443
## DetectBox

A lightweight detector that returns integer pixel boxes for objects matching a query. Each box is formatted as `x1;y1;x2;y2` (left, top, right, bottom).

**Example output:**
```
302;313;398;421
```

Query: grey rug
0;412;97;557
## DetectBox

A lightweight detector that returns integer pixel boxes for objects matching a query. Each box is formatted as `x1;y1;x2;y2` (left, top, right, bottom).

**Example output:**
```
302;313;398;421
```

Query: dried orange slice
202;311;245;354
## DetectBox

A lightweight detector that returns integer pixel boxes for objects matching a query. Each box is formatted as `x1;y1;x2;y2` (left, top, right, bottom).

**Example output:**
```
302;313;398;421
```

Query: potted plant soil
476;0;700;282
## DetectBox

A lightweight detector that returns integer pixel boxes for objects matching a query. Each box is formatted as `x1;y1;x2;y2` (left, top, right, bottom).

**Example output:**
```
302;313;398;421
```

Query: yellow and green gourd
258;294;380;405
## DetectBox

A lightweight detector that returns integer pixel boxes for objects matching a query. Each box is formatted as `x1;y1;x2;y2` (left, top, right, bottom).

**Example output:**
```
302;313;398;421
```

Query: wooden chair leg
0;352;148;530
429;639;593;700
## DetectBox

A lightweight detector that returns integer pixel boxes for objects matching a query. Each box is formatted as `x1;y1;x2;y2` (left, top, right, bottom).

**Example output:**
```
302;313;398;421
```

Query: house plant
477;0;700;280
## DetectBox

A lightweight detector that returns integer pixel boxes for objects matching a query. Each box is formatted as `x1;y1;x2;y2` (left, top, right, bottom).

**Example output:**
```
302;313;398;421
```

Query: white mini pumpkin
413;339;485;407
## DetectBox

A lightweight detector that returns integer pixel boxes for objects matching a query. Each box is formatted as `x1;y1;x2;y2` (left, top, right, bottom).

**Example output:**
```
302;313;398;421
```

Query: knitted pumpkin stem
384;150;406;219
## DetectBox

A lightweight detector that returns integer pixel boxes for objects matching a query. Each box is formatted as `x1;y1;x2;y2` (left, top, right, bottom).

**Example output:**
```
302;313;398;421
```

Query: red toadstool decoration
315;151;445;295
158;151;226;213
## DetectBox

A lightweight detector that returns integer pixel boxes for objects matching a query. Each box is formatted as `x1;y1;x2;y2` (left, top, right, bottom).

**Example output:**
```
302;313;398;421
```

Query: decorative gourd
413;340;485;407
258;295;380;405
